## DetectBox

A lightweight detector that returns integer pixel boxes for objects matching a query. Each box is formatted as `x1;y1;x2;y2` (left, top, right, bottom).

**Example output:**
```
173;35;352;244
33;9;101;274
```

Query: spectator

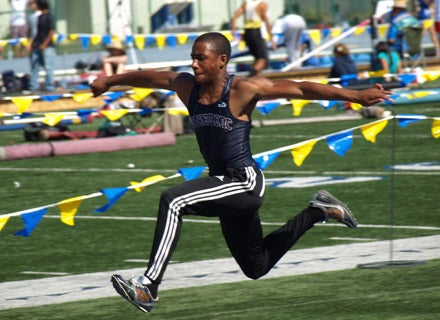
329;43;358;83
373;41;403;82
231;0;276;76
386;0;419;57
28;0;55;92
412;0;440;56
9;0;29;58
272;14;307;64
102;41;128;76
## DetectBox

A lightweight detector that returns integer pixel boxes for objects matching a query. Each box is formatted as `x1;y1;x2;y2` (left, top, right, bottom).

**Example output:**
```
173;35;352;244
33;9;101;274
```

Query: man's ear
219;54;228;69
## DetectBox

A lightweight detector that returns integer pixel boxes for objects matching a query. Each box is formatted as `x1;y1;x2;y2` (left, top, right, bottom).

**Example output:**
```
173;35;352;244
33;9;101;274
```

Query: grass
0;99;439;319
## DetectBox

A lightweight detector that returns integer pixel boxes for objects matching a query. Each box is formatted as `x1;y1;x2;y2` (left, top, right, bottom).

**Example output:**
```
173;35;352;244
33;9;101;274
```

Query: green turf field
0;98;439;319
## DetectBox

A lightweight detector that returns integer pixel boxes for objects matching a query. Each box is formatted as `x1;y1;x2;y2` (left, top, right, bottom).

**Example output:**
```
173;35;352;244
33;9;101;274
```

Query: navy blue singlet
187;74;256;175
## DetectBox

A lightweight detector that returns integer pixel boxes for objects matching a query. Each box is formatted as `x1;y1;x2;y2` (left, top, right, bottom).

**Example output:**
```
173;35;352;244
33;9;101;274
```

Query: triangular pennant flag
125;34;134;46
378;24;388;38
69;33;79;41
354;26;365;35
42;113;65;126
318;100;338;110
397;114;427;127
77;109;97;117
102;34;112;45
291;99;311;116
73;92;93;103
408;91;431;99
238;40;246;51
350;103;363;111
326;131;353;157
11;97;33;114
361;119;388;143
103;91;124;104
58;196;84;226
177;33;188;44
156;34;166;49
167;107;189;116
14;208;48;237
100;109;129;121
331;28;343;38
0;217;10;232
308;29;321;44
398;73;417;86
79;35;91;51
432;118;440;139
166;34;177;47
90;34;102;46
423;71;440;82
290;140;318;166
321;28;330;39
40;94;63;102
129;88;153;101
369;70;387;78
130;175;166;192
94;187;129;213
257;101;280;115
254;152;280;170
134;34;146;49
178;166;206;181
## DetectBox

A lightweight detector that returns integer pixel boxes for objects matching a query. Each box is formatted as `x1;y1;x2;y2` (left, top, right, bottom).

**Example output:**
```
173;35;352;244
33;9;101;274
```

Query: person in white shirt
9;0;29;57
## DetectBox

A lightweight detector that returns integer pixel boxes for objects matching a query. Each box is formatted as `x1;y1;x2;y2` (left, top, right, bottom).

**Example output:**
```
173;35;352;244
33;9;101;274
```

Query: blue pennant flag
77;109;97;117
398;74;417;86
125;35;134;45
103;91;124;104
257;101;280;115
15;112;33;119
326;131;353;157
254;152;280;170
146;35;155;46
178;166;206;181
166;35;177;47
79;36;90;51
140;108;153;116
397;114;427;128
94;187;129;213
40;94;63;102
102;35;112;45
14;208;48;237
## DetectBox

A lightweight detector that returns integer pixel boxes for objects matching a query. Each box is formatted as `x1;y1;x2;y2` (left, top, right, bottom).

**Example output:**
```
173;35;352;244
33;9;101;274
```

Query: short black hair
194;32;231;62
36;0;50;10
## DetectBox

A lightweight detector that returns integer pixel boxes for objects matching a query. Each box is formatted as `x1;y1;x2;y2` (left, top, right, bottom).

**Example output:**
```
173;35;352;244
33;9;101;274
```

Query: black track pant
145;166;325;283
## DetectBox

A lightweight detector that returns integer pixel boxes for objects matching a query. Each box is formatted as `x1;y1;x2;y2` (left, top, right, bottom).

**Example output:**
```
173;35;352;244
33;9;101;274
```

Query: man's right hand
90;76;110;97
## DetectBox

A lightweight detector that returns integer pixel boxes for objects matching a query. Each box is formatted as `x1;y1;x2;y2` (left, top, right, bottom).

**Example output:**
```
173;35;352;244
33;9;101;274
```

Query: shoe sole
111;275;151;313
313;190;358;228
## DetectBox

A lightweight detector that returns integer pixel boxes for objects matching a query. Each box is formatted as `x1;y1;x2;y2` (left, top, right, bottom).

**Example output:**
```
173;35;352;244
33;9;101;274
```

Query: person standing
272;14;307;64
9;0;29;58
28;0;55;92
412;0;440;56
386;0;420;57
231;0;276;76
91;32;392;315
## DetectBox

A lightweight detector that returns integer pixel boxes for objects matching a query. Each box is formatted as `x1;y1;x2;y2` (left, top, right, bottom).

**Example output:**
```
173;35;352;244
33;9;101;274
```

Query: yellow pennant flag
291;99;311;116
90;35;102;46
222;32;233;42
100;109;129;121
408;91;431;99
167;108;189;116
129;87;153;101
331;28;342;38
0;217;10;232
354;26;365;35
0;112;3;117
369;70;386;78
291;140;318;166
20;38;29;46
135;34;145;49
73;92;93;103
361;119;388;143
69;33;79;41
308;29;321;45
177;34;188;45
238;40;246;51
432;118;440;139
350;103;363;111
42;113;65;126
130;175;166;192
58;196;85;226
378;25;388;38
156;34;166;49
11;97;33;114
423;71;440;82
0;40;7;48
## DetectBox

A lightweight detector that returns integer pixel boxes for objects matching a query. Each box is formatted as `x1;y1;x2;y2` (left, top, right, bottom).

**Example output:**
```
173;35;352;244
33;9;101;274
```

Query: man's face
191;41;226;84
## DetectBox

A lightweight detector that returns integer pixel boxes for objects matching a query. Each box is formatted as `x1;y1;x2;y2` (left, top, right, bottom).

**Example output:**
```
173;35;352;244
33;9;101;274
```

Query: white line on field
43;215;440;230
